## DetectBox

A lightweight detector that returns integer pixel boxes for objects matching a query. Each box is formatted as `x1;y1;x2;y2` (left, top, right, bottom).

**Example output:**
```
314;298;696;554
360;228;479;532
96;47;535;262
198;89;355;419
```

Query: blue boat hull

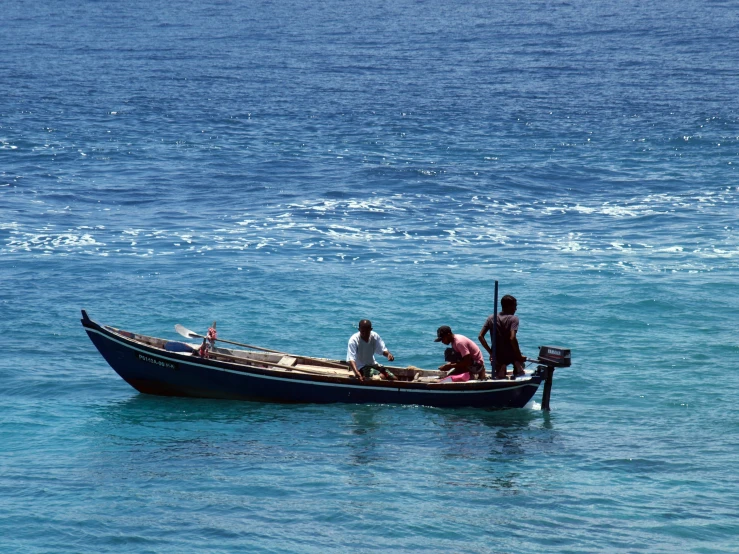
82;315;543;409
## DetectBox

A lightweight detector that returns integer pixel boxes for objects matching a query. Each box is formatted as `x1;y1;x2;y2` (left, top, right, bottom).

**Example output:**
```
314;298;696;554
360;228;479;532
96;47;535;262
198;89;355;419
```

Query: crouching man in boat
347;319;396;382
478;294;526;380
434;325;487;381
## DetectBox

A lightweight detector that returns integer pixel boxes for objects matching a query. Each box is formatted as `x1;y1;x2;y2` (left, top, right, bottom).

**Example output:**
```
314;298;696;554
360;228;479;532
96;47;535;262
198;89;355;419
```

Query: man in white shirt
347;319;395;381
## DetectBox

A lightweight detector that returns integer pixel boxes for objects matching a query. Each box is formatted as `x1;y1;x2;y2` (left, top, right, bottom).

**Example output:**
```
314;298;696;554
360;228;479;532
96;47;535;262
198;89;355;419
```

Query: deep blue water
2;0;739;552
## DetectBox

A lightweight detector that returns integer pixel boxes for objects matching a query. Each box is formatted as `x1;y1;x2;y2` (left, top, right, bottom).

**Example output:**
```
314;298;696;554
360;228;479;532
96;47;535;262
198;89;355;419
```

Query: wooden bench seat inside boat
277;356;297;367
292;364;351;376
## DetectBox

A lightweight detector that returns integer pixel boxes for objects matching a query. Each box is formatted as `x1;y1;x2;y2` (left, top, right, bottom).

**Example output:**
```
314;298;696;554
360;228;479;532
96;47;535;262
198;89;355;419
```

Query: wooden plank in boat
293;364;351;375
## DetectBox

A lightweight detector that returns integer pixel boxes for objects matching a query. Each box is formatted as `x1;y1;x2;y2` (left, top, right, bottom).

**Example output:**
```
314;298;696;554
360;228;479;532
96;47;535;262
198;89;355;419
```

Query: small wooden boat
81;310;570;410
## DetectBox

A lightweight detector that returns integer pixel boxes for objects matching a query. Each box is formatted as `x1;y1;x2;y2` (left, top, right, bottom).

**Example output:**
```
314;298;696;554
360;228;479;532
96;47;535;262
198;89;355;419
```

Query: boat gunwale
85;319;541;394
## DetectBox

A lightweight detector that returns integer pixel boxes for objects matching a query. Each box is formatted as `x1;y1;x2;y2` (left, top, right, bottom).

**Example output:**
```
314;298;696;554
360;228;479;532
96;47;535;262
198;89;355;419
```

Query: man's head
501;295;517;314
434;325;453;345
358;319;373;341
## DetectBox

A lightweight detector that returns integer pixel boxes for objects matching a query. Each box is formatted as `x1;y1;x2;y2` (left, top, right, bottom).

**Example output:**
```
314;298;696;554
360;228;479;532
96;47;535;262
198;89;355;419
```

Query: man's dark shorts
360;364;393;380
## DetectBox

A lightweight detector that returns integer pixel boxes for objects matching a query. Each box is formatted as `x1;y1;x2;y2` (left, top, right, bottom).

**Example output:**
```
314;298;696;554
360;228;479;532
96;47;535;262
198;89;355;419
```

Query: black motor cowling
537;346;571;367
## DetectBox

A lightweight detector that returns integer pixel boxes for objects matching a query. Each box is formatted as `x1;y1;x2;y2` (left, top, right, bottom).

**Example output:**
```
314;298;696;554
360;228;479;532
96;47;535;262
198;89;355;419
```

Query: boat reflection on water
85;393;562;502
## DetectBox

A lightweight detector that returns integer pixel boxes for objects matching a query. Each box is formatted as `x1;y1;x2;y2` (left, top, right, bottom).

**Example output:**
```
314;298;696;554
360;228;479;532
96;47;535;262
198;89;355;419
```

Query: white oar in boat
175;324;351;371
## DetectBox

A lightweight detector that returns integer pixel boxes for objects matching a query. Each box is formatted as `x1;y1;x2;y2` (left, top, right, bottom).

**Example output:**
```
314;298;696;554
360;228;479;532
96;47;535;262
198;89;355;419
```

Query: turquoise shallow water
2;0;739;551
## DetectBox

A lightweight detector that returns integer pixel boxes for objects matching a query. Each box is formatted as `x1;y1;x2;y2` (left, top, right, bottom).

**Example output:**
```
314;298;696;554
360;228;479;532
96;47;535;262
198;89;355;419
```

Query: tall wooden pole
491;280;498;375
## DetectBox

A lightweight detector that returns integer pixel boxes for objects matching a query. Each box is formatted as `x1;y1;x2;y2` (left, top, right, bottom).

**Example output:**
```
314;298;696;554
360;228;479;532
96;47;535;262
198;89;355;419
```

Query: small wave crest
3;188;738;273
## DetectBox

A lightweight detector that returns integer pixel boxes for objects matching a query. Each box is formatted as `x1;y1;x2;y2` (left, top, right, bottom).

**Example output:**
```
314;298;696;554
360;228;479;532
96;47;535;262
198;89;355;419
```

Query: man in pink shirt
434;325;487;380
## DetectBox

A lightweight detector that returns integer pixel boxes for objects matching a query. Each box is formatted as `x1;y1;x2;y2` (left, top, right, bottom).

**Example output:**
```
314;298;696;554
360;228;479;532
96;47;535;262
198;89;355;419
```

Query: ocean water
2;0;738;551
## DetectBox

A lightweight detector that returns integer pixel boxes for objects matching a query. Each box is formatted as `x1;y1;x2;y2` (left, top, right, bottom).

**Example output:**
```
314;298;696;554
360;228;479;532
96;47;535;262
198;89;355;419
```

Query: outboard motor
537;346;571;368
535;346;572;411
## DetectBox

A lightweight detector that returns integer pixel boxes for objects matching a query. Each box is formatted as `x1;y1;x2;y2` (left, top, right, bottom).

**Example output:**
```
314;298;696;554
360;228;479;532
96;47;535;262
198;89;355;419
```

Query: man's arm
347;338;364;381
375;334;395;362
348;360;363;381
478;324;492;356
456;354;473;372
510;330;526;361
439;354;472;373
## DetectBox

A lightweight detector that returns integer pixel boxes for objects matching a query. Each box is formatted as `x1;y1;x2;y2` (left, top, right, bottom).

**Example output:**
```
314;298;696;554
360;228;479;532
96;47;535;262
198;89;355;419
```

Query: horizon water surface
1;0;739;552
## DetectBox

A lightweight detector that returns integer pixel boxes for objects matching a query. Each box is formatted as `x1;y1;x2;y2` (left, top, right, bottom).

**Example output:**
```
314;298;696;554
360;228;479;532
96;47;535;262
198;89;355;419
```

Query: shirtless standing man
478;294;526;380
